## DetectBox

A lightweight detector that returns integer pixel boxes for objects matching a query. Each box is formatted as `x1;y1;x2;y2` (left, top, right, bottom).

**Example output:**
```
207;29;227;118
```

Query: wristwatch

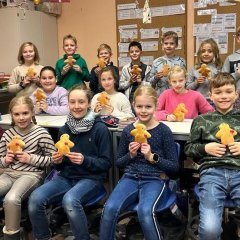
19;81;25;89
151;153;159;164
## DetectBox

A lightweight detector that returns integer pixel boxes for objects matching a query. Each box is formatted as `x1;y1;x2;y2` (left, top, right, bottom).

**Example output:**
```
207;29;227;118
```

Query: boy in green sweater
55;34;90;90
185;72;240;240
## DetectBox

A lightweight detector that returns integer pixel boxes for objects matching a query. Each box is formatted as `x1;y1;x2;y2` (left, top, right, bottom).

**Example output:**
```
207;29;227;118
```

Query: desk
0;114;67;130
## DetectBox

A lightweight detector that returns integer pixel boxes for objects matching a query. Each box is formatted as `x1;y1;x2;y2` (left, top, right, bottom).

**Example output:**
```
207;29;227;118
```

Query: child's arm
197;94;215;114
74;59;90;82
186;67;200;90
89;67;100;93
155;92;172;121
119;66;132;90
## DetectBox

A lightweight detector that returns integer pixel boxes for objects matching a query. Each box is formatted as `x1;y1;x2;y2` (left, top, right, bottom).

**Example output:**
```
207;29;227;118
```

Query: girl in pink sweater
155;66;214;121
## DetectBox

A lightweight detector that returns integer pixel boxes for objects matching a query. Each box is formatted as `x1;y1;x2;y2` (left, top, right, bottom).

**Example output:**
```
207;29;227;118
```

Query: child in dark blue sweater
100;85;179;240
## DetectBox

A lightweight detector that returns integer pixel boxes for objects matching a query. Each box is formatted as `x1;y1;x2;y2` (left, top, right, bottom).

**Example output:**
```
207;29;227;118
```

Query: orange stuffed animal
130;123;151;144
97;91;110;106
64;56;76;66
26;68;36;78
34;88;46;102
198;63;211;77
7;135;25;154
216;123;237;145
55;134;75;156
173;103;188;122
130;65;142;76
97;58;106;69
161;64;170;77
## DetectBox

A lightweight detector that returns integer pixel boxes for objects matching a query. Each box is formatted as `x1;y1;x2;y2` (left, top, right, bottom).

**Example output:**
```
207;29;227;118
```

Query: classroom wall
57;0;118;70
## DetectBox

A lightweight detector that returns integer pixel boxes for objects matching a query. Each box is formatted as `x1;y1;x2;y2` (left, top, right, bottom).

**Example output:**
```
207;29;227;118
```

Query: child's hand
130;74;138;83
102;104;114;115
30;75;39;84
52;152;63;164
94;102;102;113
73;64;82;73
228;142;240;156
5;150;14;164
66;152;84;165
94;67;102;75
136;75;142;83
39;100;48;112
205;142;226;157
61;65;71;75
16;152;30;163
236;67;240;75
129;142;140;158
141;143;152;162
155;71;164;80
195;76;205;84
22;77;31;87
34;102;42;114
166;114;176;122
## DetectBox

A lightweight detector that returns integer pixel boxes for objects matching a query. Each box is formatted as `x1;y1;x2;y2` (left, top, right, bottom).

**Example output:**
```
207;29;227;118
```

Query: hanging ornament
33;0;41;5
143;0;151;24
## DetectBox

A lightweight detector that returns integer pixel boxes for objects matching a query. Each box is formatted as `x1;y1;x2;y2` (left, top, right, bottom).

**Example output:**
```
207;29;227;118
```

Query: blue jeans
28;175;102;240
198;167;240;240
100;173;167;240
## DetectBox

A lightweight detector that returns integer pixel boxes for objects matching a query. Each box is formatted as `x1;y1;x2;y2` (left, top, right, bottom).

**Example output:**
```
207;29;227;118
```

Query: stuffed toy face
198;63;211;77
97;91;110;106
64;56;76;66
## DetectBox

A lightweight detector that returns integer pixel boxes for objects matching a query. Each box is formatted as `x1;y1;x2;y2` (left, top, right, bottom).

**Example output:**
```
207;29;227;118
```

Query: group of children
0;27;239;240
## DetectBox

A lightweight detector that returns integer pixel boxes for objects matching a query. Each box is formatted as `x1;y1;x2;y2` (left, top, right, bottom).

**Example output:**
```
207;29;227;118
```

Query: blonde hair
17;42;40;65
68;84;93;103
9;96;37;126
168;65;187;79
161;31;178;46
196;38;222;69
97;43;112;57
63;34;77;45
133;85;157;106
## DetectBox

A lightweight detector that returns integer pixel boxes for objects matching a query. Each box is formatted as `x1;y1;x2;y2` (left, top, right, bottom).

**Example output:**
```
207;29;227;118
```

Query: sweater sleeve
78;58;90;82
0;133;10;168
55;59;65;85
155;92;169;121
7;67;22;93
89;67;99;94
119;65;131;90
186;67;198;90
197;94;215;114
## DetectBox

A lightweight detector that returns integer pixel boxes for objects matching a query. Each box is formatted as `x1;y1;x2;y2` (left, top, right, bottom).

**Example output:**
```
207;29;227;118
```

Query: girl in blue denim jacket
100;85;179;240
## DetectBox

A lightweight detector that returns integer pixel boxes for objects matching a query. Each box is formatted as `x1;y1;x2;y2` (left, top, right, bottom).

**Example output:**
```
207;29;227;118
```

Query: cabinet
0;8;58;73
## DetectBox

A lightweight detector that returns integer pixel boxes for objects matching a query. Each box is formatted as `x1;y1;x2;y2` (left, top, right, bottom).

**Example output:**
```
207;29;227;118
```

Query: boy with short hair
147;31;186;96
119;41;151;103
185;72;240;240
55;34;90;90
90;43;119;95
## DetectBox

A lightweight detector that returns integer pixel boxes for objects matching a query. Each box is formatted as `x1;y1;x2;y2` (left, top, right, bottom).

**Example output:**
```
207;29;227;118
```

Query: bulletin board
115;0;187;68
194;0;240;62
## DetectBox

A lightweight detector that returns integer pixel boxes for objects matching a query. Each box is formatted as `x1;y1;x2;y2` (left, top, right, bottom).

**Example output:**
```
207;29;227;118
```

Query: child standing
155;66;214;121
28;85;112;240
91;67;134;120
147;31;186;96
119;41;151;103
185;72;240;240
8;42;43;96
90;43;119;95
0;96;55;239
187;38;222;101
55;34;90;90
30;66;69;115
100;85;179;240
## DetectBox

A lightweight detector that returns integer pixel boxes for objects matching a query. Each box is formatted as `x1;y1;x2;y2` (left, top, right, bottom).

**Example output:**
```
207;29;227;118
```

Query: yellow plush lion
97;91;110;106
173;103;188;122
7;135;25;154
216;123;237;145
130;123;151;144
55;134;75;156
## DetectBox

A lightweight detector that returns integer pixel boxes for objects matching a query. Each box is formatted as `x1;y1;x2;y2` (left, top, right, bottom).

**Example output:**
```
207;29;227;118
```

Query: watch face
153;153;159;162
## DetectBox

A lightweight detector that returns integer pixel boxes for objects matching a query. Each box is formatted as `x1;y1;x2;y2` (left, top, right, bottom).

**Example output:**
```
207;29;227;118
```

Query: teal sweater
185;110;240;172
55;54;90;90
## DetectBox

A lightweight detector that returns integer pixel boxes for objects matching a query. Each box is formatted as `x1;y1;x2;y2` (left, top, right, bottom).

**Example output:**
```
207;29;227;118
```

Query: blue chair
187;183;236;239
45;169;107;236
116;142;186;239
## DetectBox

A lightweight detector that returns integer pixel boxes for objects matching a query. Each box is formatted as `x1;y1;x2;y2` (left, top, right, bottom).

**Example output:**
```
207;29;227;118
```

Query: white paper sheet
140;41;158;51
140;28;160;39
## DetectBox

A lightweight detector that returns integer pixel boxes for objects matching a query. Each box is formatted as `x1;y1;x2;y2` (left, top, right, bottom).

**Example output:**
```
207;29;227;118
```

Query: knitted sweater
155;89;214;121
117;123;179;176
91;92;134;120
55;54;90;90
0;124;55;176
184;110;240;173
147;55;186;96
8;64;43;96
30;86;69;115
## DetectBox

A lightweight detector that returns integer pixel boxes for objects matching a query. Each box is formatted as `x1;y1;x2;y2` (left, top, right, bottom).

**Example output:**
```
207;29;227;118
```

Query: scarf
66;110;96;134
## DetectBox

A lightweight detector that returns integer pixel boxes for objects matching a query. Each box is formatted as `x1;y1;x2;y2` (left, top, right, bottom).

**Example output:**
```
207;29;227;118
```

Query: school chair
45;169;107;237
116;142;187;239
187;183;236;240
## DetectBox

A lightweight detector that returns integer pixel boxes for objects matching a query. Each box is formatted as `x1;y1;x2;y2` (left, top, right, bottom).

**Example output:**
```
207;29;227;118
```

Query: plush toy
172;103;188;122
26;68;36;78
198;63;211;77
97;91;110;106
7;135;25;154
64;56;76;66
55;134;75;156
161;64;170;77
130;65;142;76
34;88;46;102
130;123;151;144
216;123;237;145
97;58;106;69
